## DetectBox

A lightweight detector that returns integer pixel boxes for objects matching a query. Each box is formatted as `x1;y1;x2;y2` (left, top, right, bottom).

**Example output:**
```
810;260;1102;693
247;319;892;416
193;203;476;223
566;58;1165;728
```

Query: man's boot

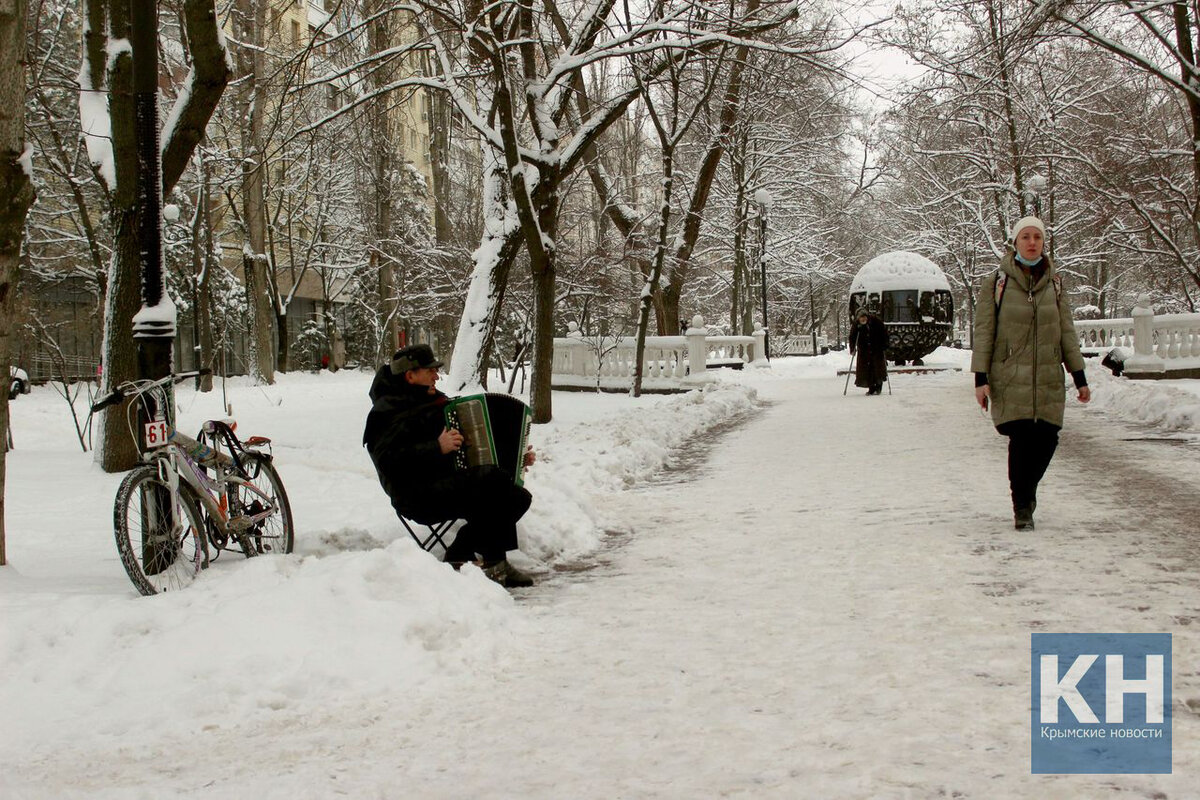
482;558;534;588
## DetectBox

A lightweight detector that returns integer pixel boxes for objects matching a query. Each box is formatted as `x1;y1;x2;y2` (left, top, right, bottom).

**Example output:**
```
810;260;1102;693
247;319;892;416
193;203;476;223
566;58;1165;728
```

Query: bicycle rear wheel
114;465;209;595
233;453;294;555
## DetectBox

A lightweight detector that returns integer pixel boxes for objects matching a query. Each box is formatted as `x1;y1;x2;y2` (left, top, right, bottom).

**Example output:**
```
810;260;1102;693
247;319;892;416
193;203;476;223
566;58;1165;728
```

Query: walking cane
886;370;892;395
842;351;856;395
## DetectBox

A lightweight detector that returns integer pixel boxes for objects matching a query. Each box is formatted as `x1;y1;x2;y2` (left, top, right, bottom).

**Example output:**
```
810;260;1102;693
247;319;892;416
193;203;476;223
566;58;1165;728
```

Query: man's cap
390;344;444;374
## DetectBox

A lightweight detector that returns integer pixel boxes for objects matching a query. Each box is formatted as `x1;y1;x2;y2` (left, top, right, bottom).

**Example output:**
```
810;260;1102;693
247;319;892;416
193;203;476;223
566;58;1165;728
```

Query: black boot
1014;506;1035;531
482;558;534;588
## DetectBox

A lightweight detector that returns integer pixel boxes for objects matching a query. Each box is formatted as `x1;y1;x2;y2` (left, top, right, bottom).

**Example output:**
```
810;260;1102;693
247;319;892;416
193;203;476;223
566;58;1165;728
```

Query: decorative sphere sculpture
849;251;954;365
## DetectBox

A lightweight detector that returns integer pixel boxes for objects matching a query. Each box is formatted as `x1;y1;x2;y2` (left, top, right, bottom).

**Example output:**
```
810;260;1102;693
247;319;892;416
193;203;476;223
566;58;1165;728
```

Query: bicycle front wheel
114;465;209;595
234;453;294;555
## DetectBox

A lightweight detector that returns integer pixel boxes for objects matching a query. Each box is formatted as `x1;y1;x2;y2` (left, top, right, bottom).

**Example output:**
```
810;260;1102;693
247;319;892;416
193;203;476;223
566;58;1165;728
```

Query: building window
291;19;301;46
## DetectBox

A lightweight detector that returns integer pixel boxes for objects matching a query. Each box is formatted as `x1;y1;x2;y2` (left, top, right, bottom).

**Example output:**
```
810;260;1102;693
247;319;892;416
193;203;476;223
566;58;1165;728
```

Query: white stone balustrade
1088;294;1200;378
552;315;765;391
1074;317;1135;354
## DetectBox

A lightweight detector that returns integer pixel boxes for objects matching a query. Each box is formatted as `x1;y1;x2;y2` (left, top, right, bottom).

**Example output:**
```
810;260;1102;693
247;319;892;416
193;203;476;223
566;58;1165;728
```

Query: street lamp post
131;0;174;444
753;188;772;360
1025;173;1047;217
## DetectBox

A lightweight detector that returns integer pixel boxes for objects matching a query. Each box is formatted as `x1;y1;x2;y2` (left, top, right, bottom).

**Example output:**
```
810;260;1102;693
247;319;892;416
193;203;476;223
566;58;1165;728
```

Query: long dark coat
850;313;889;388
361;366;455;519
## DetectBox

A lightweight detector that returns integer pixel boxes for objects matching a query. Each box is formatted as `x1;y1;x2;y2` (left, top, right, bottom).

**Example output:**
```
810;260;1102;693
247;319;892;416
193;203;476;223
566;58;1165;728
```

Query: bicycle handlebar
90;388;125;413
89;369;213;414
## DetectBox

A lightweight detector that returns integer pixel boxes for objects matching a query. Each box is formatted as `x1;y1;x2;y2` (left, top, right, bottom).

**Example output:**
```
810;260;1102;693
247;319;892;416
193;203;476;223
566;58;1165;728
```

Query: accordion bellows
443;393;533;487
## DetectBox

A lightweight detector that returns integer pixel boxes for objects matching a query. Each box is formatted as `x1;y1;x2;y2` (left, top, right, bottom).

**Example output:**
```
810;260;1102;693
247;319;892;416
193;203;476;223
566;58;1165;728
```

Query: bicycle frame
96;370;293;594
154;439;278;540
95;370;278;554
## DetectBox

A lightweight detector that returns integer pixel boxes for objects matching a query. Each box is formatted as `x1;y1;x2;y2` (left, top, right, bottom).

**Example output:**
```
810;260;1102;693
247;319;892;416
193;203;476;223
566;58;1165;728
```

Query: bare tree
81;0;230;471
1037;0;1200;299
629;41;724;397
1;0;37;564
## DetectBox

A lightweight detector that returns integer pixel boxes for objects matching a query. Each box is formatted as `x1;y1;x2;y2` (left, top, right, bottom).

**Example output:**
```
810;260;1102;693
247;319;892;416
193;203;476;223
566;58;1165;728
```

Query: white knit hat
1010;216;1045;242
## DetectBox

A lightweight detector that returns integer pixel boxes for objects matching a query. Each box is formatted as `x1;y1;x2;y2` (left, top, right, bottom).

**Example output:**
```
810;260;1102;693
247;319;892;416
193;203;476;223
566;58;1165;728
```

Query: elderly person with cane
972;216;1090;531
848;307;889;396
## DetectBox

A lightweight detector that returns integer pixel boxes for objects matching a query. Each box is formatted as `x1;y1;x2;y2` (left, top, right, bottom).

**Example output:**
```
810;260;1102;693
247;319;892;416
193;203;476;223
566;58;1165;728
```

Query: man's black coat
362;365;454;518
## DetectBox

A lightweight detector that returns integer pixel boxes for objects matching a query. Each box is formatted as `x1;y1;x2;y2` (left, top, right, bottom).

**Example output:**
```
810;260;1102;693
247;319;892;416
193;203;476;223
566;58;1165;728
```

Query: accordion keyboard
448;399;497;470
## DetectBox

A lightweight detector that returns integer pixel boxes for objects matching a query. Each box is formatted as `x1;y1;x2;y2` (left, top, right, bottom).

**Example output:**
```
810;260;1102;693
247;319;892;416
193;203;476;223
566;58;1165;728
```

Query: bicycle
91;370;294;595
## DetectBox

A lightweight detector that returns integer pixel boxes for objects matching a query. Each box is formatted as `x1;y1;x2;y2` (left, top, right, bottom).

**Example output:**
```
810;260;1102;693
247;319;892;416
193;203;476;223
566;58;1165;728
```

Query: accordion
443;393;533;487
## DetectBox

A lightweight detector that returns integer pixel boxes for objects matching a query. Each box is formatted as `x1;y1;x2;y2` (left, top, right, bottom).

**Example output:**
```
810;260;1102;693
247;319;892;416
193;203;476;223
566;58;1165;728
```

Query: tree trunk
659;1;758;332
85;0;228;467
94;9;144;472
429;92;455;245
195;155;214;391
528;169;561;423
632;146;674;398
528;248;556;423
1;0;37;564
986;0;1028;219
275;308;289;370
446;142;523;393
1171;3;1200;241
93;4;149;472
236;0;274;383
730;157;747;334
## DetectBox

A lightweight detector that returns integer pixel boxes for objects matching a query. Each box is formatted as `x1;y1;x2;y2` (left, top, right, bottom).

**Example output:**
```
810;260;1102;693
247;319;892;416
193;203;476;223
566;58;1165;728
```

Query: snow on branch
160;0;232;194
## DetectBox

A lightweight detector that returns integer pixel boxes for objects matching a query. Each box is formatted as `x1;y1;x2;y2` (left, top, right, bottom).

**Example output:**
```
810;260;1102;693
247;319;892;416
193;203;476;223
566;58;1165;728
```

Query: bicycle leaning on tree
91;370;294;595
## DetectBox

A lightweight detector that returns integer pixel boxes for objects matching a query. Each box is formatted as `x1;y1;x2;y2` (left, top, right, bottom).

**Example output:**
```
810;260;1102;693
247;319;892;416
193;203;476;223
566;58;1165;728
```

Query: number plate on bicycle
144;420;169;448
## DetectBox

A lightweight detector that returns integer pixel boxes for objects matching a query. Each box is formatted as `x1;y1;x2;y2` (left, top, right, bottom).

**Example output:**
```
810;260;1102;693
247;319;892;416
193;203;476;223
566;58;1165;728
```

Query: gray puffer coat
970;253;1085;428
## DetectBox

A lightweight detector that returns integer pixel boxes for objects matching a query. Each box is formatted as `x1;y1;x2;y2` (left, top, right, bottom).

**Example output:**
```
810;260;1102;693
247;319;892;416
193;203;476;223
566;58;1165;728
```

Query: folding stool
398;517;460;559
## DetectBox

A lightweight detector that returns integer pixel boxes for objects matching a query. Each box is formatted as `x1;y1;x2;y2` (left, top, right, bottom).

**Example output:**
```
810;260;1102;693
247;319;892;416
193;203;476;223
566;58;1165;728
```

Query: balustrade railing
552;315;766;390
1075;318;1134;354
1082;295;1200;377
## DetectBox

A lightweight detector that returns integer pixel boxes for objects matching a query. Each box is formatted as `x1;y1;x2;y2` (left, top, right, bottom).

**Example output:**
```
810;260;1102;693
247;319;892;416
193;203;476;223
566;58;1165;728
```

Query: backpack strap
996;269;1062;307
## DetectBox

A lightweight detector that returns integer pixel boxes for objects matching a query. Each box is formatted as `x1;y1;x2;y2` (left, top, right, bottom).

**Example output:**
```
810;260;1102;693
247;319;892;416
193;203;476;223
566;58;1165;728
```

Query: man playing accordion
363;344;537;588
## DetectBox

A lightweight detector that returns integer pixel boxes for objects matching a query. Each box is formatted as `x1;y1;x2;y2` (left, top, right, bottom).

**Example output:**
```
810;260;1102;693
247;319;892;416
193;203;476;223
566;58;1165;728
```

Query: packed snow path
5;368;1199;798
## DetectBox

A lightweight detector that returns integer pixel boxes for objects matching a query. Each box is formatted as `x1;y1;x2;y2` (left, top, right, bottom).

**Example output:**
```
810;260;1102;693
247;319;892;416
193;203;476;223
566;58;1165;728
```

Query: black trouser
996;419;1060;512
399;465;532;561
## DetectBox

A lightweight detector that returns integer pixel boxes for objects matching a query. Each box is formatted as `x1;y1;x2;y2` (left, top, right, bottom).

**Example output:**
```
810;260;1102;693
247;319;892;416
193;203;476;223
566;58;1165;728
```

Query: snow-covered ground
1;349;1197;798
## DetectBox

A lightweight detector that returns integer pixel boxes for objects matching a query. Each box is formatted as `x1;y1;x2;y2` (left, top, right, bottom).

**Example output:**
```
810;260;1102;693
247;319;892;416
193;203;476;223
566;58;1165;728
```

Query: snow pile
1;541;517;750
1084;364;1200;433
850;250;950;293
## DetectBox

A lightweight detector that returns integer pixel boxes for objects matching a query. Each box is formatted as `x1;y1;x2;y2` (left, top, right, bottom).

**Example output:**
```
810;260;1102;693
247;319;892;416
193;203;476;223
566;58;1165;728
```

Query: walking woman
849;307;889;395
972;216;1090;530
